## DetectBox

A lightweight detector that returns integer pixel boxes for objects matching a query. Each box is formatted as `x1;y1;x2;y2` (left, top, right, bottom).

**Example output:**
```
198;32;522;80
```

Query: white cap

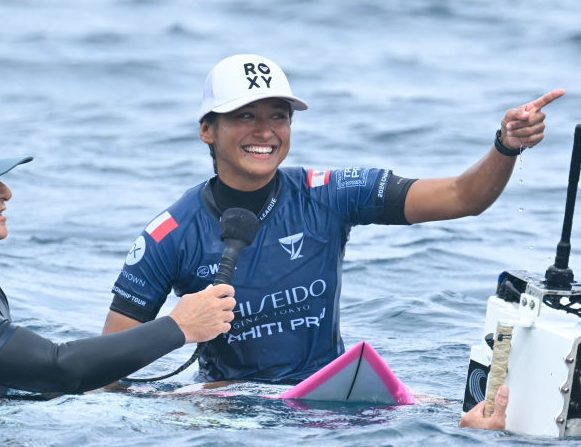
197;54;308;122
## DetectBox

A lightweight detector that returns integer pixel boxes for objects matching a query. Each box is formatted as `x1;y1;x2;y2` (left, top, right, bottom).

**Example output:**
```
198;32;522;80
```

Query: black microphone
213;207;260;285
123;207;260;383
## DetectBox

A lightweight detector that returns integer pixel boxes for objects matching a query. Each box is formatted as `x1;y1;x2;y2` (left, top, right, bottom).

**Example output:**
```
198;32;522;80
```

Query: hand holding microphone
180;207;260;344
125;208;259;382
186;208;259;343
170;284;236;343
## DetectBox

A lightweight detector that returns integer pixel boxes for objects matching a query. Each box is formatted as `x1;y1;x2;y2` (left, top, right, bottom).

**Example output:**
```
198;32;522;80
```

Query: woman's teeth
243;145;273;154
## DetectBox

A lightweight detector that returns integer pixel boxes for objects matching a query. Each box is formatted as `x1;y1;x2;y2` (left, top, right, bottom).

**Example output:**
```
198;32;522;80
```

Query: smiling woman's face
199;98;292;191
0;181;12;240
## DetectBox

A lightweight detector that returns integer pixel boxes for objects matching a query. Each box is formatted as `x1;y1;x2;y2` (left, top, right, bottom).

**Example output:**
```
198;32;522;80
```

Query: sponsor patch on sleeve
125;235;146;265
374;169;390;204
307;169;331;188
145;211;178;243
336;168;369;189
112;285;147;307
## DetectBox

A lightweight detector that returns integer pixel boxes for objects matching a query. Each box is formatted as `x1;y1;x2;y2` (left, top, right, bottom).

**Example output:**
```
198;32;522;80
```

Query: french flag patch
307;169;330;188
146;211;178;243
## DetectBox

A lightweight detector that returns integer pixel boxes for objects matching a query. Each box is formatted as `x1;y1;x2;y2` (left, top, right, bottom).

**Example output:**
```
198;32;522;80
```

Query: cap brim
0;156;34;177
199;94;308;122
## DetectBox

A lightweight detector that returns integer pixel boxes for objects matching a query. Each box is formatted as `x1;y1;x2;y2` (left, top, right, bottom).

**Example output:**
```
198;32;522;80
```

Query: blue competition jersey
111;167;414;383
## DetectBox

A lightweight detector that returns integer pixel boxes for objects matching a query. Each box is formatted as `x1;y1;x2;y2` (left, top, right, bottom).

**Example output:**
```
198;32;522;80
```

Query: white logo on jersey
278;232;304;260
126;236;146;266
196;263;220;279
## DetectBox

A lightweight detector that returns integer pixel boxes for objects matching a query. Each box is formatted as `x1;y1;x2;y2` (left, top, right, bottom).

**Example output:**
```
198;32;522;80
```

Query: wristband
494;129;521;157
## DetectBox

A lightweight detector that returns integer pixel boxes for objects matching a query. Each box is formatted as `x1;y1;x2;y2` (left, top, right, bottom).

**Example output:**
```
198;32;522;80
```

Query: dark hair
200;105;294;175
200;112;219;174
201;112;219;126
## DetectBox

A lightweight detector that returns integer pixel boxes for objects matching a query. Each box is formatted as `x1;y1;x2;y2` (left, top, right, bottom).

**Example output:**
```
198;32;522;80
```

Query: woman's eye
236;112;253;120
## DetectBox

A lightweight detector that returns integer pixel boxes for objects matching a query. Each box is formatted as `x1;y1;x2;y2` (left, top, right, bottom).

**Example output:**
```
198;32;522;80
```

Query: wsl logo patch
126;236;146;266
279;233;304;260
196;263;220;279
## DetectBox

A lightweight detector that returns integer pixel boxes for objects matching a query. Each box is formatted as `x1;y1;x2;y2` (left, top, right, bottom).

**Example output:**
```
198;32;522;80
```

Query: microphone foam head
220;208;260;246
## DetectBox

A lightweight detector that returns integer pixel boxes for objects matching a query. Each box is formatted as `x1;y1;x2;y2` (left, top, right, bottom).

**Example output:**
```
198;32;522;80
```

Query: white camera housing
463;270;581;438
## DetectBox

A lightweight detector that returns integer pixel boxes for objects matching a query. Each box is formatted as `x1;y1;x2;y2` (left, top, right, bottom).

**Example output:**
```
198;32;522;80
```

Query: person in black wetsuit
0;156;236;394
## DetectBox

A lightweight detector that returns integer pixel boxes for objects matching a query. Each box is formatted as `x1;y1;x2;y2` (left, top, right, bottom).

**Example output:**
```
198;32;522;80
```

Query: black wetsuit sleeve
0;316;185;394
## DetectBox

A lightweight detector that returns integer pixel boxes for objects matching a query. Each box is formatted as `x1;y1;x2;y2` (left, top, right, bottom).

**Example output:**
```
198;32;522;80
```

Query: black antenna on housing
545;125;581;290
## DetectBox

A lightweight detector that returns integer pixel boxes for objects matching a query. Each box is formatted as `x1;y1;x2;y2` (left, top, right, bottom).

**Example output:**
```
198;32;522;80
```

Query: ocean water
1;0;580;445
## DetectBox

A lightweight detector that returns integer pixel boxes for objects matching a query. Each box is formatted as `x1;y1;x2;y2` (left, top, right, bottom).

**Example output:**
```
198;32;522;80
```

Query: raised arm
404;89;565;224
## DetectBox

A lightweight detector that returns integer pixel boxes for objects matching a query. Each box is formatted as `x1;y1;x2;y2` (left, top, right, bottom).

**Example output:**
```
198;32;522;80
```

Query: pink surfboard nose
280;341;415;405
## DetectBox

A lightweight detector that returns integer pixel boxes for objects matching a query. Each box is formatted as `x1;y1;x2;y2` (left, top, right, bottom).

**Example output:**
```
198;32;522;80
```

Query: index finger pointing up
527;88;566;112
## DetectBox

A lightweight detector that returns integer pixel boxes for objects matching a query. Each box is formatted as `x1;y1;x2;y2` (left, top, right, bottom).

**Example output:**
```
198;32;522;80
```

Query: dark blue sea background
1;1;580;446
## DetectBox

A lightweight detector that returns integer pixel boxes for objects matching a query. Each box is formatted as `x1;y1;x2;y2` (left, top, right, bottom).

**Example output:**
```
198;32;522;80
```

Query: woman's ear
199;121;214;144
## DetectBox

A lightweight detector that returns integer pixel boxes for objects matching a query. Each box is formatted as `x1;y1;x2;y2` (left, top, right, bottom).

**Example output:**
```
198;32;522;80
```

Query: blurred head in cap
0;156;33;240
198;54;308;190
